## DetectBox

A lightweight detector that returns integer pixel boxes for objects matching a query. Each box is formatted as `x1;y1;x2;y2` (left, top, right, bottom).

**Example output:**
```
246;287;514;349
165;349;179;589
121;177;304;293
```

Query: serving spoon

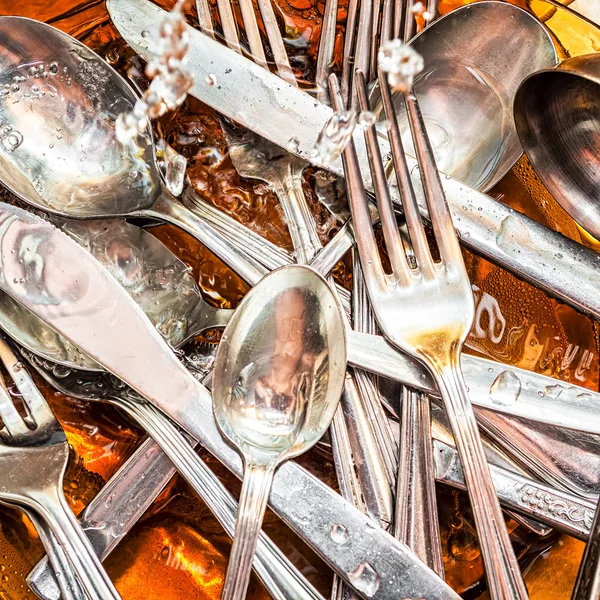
0;16;264;285
213;265;346;600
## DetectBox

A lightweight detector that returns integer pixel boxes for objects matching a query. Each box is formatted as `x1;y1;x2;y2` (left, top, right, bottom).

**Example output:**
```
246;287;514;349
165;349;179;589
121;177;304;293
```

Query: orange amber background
0;0;599;599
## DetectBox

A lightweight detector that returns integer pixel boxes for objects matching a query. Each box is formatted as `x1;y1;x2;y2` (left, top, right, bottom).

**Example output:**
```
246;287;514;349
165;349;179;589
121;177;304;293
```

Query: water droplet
330;523;350;544
206;73;217;86
49;62;59;75
489;370;521;407
104;491;117;508
141;30;148;38
347;562;380;597
287;136;300;153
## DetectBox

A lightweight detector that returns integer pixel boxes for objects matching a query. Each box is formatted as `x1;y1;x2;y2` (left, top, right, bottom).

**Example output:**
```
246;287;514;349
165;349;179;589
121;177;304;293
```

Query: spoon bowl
213;264;346;599
0;17;159;217
371;1;558;191
514;53;600;239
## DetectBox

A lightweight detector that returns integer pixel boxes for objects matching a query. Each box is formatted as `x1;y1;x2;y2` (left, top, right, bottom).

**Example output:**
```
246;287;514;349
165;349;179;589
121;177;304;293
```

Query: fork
195;0;296;85
0;334;122;600
328;67;529;599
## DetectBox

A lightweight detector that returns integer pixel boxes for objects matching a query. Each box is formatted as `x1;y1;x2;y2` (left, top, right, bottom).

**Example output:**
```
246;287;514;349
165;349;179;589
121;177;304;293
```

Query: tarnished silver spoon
0;218;231;371
0;16;263;285
213;265;346;600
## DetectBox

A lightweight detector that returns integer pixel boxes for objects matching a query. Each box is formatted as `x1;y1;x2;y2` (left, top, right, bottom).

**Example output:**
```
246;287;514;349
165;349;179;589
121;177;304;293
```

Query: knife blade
107;0;600;321
0;203;456;600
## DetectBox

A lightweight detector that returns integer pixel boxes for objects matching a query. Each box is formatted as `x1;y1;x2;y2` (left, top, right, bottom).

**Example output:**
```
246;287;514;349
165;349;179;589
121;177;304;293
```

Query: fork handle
23;508;86;600
222;462;276;600
31;488;122;600
434;357;529;600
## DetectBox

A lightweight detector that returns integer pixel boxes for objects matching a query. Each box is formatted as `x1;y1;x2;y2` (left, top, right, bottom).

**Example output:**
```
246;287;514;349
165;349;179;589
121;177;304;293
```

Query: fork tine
0;385;28;440
404;91;463;267
237;0;269;68
195;0;215;38
378;67;435;278
215;0;243;53
315;0;339;103
328;74;386;292
349;0;373;106
380;0;394;46
355;70;410;284
368;0;382;78
256;0;298;86
402;0;417;42
425;0;438;25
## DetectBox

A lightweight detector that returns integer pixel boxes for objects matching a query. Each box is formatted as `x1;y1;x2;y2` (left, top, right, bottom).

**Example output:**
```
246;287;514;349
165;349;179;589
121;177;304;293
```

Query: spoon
513;53;600;240
213;264;346;600
369;1;558;191
0;16;264;285
0;217;231;371
572;498;600;600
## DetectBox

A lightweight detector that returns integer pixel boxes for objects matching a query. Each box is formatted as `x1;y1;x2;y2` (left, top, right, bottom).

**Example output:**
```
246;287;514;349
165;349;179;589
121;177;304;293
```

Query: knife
107;0;600;321
0;203;456;600
347;330;600;436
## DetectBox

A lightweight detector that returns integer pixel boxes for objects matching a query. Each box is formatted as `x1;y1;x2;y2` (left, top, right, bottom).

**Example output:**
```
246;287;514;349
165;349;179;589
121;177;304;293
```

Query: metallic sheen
213;265;346;600
0;203;458;600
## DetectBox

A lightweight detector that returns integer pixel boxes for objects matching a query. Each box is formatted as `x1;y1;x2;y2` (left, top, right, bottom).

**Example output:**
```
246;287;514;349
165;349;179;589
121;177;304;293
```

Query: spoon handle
144;193;266;285
222;462;276;600
571;499;600;600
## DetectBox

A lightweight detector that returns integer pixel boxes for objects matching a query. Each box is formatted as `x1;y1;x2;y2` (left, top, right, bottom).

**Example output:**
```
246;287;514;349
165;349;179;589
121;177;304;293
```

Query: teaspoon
213;265;346;600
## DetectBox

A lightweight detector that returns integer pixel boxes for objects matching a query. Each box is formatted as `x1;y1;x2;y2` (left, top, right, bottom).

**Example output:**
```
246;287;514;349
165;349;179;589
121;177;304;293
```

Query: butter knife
107;0;600;320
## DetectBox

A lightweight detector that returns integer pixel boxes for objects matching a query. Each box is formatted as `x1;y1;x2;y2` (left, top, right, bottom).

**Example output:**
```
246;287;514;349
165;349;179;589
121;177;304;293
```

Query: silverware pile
0;0;598;598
